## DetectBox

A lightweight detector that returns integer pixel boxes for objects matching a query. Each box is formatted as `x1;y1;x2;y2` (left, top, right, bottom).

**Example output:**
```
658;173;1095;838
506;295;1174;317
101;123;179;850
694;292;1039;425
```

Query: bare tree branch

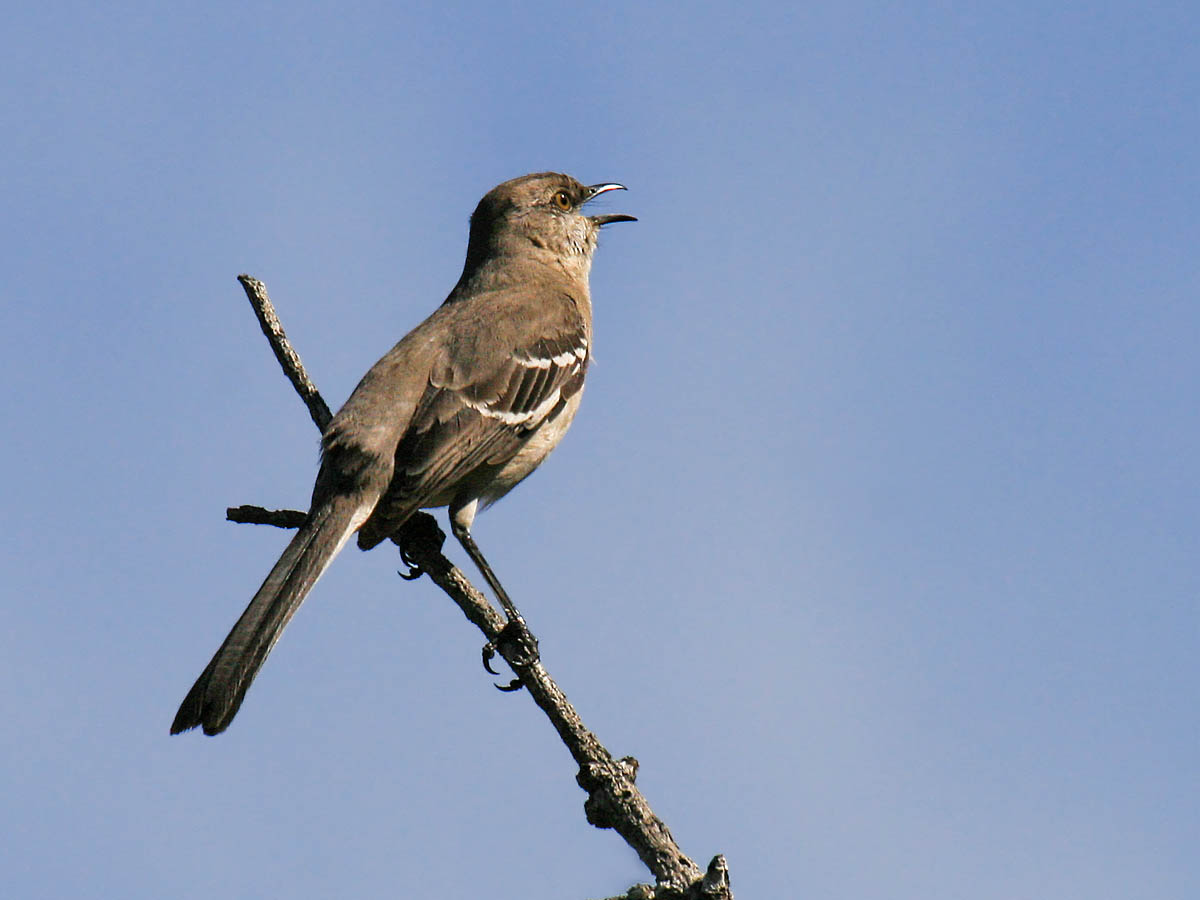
223;276;732;899
226;505;307;528
237;274;332;431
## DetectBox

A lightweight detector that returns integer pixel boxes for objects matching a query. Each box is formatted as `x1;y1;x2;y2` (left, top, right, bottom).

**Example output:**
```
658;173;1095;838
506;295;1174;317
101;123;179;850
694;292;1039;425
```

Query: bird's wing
356;316;589;548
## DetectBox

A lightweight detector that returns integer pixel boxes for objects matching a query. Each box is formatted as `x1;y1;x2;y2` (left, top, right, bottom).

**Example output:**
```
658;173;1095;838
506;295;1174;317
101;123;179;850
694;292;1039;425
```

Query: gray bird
172;172;635;735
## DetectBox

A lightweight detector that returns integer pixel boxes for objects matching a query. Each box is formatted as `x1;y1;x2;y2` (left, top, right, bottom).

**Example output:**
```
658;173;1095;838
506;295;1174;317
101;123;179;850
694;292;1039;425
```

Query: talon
397;564;423;581
397;545;425;580
482;641;501;675
481;621;539;686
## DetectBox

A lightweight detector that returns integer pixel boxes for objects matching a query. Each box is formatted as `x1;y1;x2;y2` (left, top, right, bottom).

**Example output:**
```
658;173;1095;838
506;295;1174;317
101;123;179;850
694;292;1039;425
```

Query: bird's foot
392;512;446;581
482;618;540;691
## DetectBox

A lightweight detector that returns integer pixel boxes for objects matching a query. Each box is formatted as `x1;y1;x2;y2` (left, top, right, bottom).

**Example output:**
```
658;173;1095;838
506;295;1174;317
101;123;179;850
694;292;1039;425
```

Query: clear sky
2;2;1196;898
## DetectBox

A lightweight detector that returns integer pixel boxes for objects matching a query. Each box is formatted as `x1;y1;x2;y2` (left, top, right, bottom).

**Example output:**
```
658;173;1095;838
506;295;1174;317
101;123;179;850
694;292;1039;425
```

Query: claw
391;511;446;581
482;641;501;675
482;644;525;689
396;543;425;580
480;620;539;692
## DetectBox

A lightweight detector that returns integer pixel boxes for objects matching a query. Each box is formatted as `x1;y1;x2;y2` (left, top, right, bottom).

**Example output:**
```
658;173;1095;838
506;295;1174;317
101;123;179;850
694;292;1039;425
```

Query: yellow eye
551;190;572;211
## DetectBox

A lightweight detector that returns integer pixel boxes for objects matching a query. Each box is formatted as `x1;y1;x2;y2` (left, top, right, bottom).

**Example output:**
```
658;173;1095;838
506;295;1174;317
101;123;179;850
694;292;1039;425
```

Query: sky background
2;2;1197;898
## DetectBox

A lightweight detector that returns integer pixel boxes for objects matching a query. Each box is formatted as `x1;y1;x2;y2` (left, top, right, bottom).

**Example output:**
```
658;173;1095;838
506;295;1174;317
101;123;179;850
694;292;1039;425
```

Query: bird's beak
585;183;637;226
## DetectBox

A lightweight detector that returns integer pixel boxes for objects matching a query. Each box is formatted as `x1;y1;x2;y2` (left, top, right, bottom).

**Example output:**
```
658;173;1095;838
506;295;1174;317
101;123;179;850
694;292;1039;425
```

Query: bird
171;172;635;736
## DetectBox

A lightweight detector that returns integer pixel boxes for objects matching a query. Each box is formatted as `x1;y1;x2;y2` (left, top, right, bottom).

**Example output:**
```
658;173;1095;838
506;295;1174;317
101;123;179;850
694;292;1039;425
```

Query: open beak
585;183;637;226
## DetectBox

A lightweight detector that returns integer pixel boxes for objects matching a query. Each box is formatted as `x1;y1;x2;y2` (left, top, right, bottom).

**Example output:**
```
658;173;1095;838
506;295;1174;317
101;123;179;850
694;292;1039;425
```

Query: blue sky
2;2;1197;897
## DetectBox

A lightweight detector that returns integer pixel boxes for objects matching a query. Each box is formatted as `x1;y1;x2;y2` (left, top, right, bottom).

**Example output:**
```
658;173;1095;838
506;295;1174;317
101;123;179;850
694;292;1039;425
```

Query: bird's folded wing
356;325;588;548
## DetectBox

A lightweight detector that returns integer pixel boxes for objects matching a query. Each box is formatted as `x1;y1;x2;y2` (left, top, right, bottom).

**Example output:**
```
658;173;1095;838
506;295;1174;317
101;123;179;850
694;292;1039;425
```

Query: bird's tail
171;495;366;736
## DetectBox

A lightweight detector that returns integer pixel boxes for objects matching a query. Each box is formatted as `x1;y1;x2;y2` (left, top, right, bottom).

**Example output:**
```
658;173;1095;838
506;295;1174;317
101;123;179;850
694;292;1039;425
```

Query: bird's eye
551;190;572;211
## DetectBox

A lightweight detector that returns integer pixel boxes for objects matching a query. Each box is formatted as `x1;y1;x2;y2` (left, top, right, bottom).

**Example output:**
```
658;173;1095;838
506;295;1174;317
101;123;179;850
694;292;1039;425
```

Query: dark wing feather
356;327;588;548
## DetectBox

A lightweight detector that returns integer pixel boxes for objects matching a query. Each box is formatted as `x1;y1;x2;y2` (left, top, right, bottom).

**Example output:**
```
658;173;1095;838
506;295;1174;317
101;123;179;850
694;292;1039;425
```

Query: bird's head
459;172;636;286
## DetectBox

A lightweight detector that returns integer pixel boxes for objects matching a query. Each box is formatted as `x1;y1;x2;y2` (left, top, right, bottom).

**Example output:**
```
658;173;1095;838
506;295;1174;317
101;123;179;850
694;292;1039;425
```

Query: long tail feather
171;496;365;736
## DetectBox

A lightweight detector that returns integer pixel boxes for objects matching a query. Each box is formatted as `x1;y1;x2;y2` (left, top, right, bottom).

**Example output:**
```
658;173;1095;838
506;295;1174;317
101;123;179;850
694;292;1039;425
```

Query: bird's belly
481;389;584;507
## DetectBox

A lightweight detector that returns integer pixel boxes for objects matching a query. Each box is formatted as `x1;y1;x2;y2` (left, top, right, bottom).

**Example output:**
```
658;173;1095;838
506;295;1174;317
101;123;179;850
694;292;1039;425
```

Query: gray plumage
172;173;634;736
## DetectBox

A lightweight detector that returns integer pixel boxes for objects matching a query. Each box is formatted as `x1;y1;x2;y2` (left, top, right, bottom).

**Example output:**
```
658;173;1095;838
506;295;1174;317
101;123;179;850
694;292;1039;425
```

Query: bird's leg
450;501;540;686
452;520;541;678
451;520;523;622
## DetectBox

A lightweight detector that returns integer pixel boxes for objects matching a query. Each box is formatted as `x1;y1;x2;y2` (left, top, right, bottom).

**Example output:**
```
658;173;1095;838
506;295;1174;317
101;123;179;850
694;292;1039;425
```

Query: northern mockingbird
172;172;635;736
